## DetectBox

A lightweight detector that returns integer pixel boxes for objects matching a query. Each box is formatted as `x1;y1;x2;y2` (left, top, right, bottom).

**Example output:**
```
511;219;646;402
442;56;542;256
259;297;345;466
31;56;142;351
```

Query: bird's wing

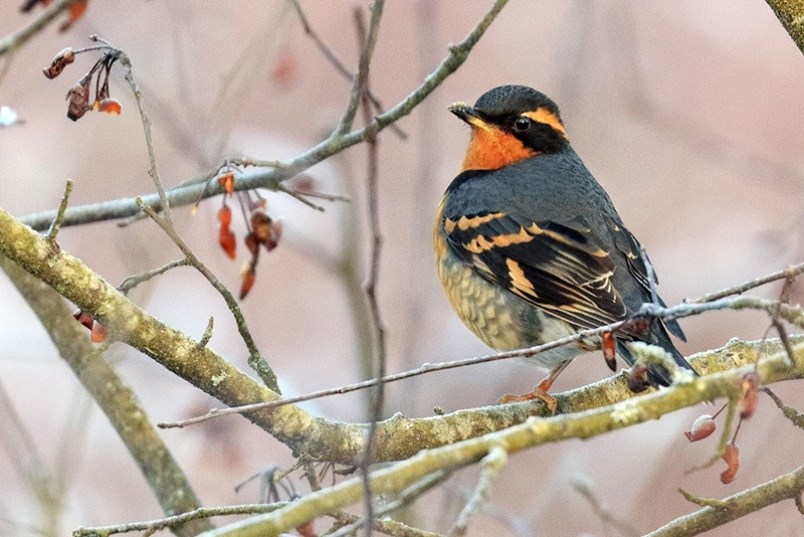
607;218;686;341
442;211;633;332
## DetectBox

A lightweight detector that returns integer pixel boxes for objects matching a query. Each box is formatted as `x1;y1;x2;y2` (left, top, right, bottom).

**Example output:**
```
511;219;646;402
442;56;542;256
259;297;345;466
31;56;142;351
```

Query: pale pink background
1;1;803;535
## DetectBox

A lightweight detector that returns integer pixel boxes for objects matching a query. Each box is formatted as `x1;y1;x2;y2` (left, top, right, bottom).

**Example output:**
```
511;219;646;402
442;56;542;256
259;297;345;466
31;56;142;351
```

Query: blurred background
1;1;803;535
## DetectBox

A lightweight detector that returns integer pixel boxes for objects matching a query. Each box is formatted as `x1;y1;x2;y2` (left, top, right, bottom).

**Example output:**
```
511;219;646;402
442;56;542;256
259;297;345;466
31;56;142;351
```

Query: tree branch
3;199;803;468
0;255;210;537
765;0;804;54
19;0;511;232
646;463;804;536
197;342;804;536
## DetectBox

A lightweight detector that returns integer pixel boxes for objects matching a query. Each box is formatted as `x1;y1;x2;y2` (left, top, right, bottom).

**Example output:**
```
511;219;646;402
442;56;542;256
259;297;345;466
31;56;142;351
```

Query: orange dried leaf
240;264;256;299
720;443;739;484
218;173;235;195
90;321;108;343
217;205;232;228
66;76;91;121
219;227;236;259
684;414;716;442
601;331;617;372
98;98;122;115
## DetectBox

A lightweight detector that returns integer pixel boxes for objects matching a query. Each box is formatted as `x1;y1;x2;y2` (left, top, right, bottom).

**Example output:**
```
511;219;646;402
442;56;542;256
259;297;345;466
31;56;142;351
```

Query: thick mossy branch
200;343;804;536
0;255;210;537
0;205;358;460
2;204;804;468
765;0;804;54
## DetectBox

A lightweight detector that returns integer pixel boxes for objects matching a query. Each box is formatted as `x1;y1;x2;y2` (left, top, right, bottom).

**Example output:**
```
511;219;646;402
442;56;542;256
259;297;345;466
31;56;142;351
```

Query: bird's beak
448;101;489;130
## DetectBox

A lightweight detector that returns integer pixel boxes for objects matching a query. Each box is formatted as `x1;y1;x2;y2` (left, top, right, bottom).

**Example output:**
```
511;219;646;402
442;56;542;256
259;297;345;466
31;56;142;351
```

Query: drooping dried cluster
43;45;122;121
215;172;283;299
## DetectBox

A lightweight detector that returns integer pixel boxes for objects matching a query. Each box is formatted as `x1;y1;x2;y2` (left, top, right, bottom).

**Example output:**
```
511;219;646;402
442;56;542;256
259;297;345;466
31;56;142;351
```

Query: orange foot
496;360;572;414
497;386;557;414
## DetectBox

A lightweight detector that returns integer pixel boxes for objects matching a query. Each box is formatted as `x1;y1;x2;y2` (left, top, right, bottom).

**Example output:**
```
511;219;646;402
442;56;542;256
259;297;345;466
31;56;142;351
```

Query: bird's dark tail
617;325;696;388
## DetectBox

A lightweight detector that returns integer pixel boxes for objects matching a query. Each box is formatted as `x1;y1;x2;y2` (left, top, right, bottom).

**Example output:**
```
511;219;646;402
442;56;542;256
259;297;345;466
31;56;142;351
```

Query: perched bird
434;85;695;409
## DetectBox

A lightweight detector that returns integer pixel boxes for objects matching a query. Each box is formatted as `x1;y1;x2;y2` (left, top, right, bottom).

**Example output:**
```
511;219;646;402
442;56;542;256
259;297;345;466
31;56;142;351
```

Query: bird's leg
497;360;572;413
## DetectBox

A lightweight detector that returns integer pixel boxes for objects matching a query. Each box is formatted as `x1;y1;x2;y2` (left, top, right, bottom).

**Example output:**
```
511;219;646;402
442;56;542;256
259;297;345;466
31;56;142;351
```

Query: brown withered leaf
720;443;739;484
43;47;75;79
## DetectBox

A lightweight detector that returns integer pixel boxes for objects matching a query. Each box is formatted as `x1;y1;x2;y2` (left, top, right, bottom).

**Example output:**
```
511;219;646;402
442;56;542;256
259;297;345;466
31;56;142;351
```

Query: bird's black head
449;85;569;170
474;85;568;152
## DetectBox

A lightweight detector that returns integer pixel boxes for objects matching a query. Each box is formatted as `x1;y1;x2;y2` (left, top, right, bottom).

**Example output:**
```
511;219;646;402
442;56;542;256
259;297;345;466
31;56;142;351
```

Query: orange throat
461;127;537;171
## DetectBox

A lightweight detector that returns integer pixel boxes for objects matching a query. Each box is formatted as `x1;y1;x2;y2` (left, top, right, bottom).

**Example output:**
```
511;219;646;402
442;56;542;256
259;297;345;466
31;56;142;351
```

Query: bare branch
193;342;804;536
647;463;804;536
20;0;511;231
689;261;804;303
449;445;508;536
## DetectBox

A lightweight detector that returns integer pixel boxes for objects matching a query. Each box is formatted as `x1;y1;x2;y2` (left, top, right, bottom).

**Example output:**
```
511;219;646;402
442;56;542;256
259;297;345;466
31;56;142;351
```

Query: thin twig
639;245;660;305
117;258;191;294
350;4;387;534
333;1;385;137
771;274;799;366
197;317;214;349
449;445;508;536
136;199;280;393
73;503;287;537
159;293;803;429
573;476;641;537
274;183;325;211
288;0;407;139
689;261;804;303
646;464;804;536
761;387;804;429
328;471;451;537
46;179;73;242
94;35;173;223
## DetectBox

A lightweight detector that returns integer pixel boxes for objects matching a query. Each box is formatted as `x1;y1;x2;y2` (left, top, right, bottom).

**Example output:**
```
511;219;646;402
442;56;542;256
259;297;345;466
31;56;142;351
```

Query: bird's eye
513;117;531;132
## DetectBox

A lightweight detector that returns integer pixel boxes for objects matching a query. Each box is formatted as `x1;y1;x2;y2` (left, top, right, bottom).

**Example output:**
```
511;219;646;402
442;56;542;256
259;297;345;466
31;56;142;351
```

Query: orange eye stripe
522;108;567;137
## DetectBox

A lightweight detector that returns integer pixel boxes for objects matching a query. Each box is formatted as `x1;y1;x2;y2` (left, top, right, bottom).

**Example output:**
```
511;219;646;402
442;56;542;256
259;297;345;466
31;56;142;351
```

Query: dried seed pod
684;414;716;442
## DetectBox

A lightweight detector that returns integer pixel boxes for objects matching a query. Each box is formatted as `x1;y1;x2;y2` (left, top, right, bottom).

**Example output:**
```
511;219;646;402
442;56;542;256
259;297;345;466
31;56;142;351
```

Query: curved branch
199;342;804;536
646;463;804;536
3;201;804;468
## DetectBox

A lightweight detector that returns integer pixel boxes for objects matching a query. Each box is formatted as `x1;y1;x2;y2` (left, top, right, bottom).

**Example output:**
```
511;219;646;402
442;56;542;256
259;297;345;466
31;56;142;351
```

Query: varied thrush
434;85;695;408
